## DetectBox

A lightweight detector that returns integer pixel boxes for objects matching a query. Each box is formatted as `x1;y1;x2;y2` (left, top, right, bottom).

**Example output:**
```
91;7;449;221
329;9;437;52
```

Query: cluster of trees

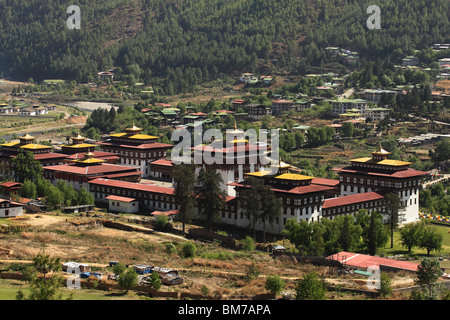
11;150;93;209
283;210;389;257
399;221;443;255
306;126;335;147
20;179;94;210
420;182;450;216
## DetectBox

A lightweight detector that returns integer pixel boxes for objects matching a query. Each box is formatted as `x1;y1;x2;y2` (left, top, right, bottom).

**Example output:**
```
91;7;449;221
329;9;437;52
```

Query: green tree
358;210;389;255
239;177;264;240
283;219;324;256
342;122;354;137
194;168;226;232
415;257;443;300
181;242;197;258
259;185;282;243
17;249;65;300
147;272;161;290
173;163;196;234
20;179;37;199
295;272;327;300
12;150;43;183
400;221;424;252
118;268;138;293
265;275;286;296
32;248;61;283
335;215;361;252
77;187;94;205
44;184;64;210
431;138;450;163
382;193;404;248
112;262;127;277
379;272;393;299
419;224;443;255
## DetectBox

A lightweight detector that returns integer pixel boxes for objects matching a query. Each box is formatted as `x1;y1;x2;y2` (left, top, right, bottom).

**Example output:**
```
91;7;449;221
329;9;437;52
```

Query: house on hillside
0;199;24;218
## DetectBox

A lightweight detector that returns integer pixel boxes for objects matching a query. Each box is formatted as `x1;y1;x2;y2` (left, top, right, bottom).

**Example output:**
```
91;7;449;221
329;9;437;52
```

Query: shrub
241;236;255;251
265;274;286;296
181;242;197;258
155;215;169;231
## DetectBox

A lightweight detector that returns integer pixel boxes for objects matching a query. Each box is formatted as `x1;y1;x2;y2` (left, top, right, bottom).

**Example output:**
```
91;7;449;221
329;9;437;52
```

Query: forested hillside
0;0;448;93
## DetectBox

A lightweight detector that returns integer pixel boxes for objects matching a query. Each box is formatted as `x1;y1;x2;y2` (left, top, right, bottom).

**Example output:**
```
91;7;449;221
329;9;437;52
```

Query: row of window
323;201;383;216
340;176;418;188
90;185;175;202
103;148;166;159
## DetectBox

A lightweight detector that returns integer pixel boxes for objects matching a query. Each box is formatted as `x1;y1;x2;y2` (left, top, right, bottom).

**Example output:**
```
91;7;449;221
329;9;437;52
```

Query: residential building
330;99;369;115
402;56;420;67
247;104;271;121
0;199;23;218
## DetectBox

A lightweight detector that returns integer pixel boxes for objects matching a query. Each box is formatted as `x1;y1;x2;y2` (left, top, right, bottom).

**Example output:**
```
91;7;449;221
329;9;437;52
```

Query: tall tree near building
173;163;196;234
382;192;404;248
260;185;282;243
11;150;43;183
240;177;264;240
194;167;226;232
415;257;443;300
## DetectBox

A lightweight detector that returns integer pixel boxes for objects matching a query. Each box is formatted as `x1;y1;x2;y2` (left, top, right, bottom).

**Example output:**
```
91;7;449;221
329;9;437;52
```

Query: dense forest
0;0;448;93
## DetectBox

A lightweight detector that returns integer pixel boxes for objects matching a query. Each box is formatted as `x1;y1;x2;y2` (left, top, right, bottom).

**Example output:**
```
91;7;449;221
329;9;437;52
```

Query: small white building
0;199;24;218
105;195;139;214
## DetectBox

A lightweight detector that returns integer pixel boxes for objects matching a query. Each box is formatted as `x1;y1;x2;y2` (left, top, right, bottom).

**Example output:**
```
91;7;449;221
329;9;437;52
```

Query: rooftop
322;191;385;209
89;178;174;195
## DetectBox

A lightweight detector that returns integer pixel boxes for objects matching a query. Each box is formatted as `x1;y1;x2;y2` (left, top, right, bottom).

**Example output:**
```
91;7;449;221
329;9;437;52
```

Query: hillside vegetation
0;0;448;93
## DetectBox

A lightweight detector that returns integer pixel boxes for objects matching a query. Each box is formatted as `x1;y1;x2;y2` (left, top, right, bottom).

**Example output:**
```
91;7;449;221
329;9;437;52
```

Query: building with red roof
97;124;173;178
0;133;67;180
326;251;419;273
43;152;142;191
89;178;176;213
105;195;139;213
333;146;427;223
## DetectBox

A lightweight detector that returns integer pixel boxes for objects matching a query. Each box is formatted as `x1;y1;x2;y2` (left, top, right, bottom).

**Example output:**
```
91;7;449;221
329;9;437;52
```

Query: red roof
33;152;68;160
150;159;174;167
89;178;174;195
65;151;119;160
326;251;419;272
44;163;141;176
98;142;173;150
1;181;22;188
311;178;340;187
322;192;384;209
272;99;294;104
105;195;136;202
150;209;179;216
287;184;336;195
335;167;427;179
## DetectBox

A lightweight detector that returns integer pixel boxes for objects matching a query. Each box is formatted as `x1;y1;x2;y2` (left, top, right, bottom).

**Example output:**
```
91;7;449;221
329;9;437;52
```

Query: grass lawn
379;223;450;267
0;279;147;300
